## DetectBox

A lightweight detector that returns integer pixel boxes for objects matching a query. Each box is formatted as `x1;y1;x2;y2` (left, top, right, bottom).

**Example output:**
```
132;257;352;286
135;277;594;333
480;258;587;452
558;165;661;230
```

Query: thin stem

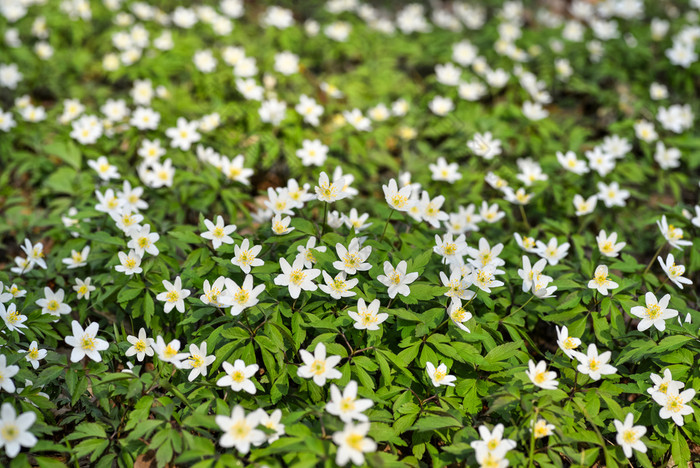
519;204;530;230
654;276;668;294
643;243;665;276
320;202;328;238
527;415;537;468
380;209;395;242
508;294;534;318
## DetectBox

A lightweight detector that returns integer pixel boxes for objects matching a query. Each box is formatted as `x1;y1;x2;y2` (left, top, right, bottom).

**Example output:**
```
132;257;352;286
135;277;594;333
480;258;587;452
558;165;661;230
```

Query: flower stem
527;417;536;468
380;209;395;243
519;204;530;230
643;243;665;276
319;202;328;238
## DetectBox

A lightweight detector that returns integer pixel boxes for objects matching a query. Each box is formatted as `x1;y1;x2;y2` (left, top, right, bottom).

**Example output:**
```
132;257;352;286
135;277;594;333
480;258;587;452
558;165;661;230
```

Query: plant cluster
1;0;700;467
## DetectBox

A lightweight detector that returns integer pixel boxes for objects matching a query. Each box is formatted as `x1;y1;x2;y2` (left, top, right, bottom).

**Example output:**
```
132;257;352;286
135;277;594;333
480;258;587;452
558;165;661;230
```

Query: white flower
326;380;374;423
522;101;548;120
418;191;449;228
87;156;119;181
333;422;376;466
597;182;630;208
271;214;294;235
658;254;692;289
0;356;19;392
634;119;658;142
573;194;597;216
115;250;143;275
200;277;228;307
319;271;358;299
62;246;90;269
536;237;570;266
65;321;110;363
125;328;154;362
298;342;342;386
656;215;692;250
295;95;323;126
343;108;371;131
429;96;454;116
652;386;696;426
22;342;46;369
429;157;461;183
165;117;201;151
315;171;349;203
201;216;236;249
155;277;191;313
217;359;259;394
296;139;328;166
647;369;684;397
470;424;517;455
531;419;555;438
470;265;504;293
479;201;505;224
348;298;388;331
614;413;647;458
467;132;502;160
152;336;188;366
257;409;285;443
630;292;678;332
467;238;505;269
224;275;265;316
518;256;551;293
258;98;287;126
215;405;266;454
127;224;160;256
182;342;216;381
295;236;327;268
555;326;581;359
231;239;263;273
526;360;558;390
654;142;681;170
377;261;419;298
588;265;618;295
0;303;27;334
597;230;626;257
382;179;414;212
333;239;372;275
440;269;475;301
557;150;589;174
447;298;472;332
274;257;320;299
572;344;617;381
513;233;538;253
35;287;71;317
426;361;456;387
0;403;37;458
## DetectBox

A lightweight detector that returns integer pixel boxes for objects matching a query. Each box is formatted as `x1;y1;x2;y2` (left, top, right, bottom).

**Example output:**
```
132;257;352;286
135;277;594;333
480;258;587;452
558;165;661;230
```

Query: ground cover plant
0;0;700;466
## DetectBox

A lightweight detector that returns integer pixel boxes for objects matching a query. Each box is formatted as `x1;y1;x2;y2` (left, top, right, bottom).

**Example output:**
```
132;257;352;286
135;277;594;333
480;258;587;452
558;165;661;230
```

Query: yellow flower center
534;371;546;384
125;258;136;269
666;395;683;413
345;433;364;451
134;340;146;352
1;424;19;442
81;335;96;351
230;420;251;440
28;348;39;359
646;304;661;319
189;354;204;368
339;397;355;413
7;311;20;324
47;300;59;312
232;370;245;383
487;439;499;451
589;358;600;372
79;285;88;295
290;270;306;285
166;290;179;302
622;429;638;444
212;227;224;238
563;337;578;350
443;244;456;256
235;290;249;305
311;359;326;375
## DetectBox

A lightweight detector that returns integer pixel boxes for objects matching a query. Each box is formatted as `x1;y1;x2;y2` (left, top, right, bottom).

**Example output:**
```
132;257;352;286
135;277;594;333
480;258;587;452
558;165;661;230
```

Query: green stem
643;243;665;276
380;209;395;242
519;204;530;230
320;202;328;238
508;294;534;318
527;415;537;468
